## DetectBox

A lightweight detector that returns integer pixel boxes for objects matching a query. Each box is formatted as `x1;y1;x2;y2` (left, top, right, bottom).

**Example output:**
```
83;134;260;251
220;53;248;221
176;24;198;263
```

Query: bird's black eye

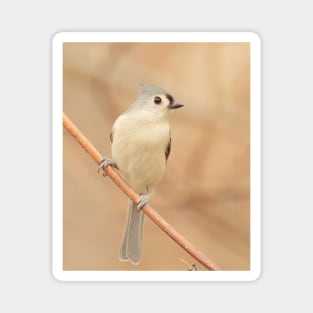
154;96;162;104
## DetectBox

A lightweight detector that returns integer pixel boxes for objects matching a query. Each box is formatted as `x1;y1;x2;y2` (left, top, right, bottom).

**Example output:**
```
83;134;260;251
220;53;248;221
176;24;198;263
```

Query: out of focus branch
63;112;220;271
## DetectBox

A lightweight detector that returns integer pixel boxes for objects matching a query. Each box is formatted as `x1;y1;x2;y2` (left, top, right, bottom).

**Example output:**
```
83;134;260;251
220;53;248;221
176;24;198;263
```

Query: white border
52;32;261;281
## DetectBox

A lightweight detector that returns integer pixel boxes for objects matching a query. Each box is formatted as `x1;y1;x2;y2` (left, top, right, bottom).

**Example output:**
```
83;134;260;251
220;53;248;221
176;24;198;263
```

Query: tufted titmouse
99;83;183;265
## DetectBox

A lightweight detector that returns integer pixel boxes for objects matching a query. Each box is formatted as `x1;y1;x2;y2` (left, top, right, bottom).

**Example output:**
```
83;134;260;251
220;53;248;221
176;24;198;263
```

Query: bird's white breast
111;111;170;194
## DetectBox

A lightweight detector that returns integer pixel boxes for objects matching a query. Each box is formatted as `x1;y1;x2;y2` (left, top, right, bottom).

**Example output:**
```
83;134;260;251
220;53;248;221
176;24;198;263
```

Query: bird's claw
97;158;117;177
137;194;149;210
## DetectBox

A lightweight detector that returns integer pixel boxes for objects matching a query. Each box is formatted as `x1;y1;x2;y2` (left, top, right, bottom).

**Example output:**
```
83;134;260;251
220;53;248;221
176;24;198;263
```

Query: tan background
63;42;250;271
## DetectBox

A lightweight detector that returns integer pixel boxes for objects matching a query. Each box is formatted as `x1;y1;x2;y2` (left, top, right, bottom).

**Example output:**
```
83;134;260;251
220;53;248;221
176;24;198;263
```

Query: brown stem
63;112;220;270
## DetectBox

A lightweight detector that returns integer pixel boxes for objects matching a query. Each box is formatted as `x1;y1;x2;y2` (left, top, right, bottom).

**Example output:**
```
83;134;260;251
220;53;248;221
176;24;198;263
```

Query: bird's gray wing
109;129;114;143
165;136;171;161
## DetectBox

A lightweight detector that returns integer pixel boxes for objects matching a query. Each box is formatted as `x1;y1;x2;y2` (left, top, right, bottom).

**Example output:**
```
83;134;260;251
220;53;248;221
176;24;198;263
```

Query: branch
63;112;220;270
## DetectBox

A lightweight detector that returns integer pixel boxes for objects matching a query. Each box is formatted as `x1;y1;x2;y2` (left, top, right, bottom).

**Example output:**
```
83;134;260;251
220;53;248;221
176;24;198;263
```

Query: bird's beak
168;103;184;110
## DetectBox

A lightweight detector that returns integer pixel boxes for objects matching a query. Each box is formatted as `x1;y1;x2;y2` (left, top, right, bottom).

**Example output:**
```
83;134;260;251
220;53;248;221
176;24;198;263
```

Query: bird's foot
97;157;117;177
137;194;149;210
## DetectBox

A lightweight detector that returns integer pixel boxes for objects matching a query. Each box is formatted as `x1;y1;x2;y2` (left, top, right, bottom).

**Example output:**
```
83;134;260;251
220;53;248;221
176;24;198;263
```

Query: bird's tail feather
120;200;145;264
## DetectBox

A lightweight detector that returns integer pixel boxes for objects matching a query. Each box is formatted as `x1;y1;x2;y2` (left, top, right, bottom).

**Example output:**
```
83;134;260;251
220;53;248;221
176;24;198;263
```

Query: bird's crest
139;83;167;96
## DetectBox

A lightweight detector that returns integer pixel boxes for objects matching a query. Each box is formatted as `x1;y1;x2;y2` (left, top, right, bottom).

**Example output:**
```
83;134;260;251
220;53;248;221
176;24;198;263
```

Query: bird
99;83;183;265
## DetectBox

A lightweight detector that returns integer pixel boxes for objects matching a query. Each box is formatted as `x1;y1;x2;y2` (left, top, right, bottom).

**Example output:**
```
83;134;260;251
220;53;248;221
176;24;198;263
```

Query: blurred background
63;42;250;271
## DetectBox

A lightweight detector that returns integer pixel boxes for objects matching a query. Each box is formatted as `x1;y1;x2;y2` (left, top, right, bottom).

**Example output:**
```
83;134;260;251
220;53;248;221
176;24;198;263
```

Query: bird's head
129;83;183;118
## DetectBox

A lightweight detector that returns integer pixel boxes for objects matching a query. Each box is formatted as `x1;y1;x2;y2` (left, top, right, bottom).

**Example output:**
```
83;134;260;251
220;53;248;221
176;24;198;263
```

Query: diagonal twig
63;112;220;270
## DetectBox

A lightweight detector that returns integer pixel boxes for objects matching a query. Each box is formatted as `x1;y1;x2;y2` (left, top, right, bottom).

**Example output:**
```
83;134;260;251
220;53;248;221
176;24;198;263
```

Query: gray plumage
110;83;183;264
